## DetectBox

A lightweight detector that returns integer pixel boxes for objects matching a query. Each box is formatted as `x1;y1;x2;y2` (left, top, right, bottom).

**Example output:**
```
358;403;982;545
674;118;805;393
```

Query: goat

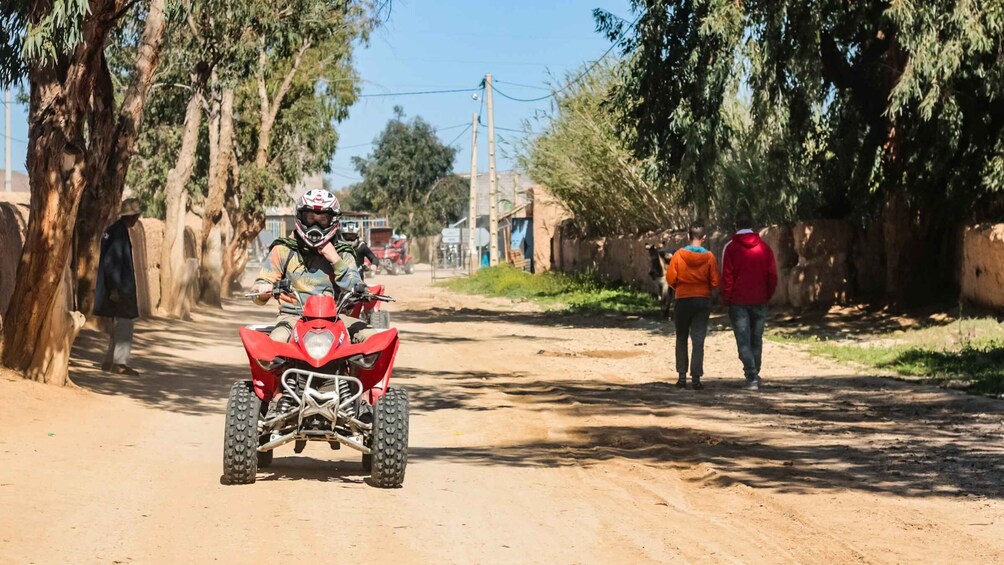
645;242;675;320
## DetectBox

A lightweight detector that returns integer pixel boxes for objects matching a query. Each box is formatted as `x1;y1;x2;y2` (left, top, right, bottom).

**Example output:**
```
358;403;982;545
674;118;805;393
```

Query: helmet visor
300;210;335;229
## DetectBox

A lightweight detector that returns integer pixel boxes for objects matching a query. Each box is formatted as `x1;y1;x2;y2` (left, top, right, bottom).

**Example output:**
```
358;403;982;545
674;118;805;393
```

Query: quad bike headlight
347;352;381;369
256;356;286;371
303;330;335;359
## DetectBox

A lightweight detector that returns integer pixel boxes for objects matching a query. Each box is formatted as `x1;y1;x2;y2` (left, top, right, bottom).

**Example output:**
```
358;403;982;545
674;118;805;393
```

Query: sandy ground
1;265;1003;564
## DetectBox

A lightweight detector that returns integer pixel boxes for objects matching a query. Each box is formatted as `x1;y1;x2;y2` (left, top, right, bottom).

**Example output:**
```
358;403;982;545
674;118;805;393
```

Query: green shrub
442;266;658;316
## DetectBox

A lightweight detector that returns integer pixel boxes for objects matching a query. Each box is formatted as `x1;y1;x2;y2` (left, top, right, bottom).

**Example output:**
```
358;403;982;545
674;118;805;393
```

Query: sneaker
745;379;760;391
675;379;688;389
692;380;704;390
114;365;140;376
100;362;113;373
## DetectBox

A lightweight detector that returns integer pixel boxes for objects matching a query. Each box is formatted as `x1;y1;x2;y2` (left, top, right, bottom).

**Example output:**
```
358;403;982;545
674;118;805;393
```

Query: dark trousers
729;304;767;381
674;297;711;380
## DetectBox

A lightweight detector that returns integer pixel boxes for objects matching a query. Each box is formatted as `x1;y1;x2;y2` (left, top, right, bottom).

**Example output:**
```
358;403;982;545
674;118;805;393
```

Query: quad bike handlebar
246;279;393;316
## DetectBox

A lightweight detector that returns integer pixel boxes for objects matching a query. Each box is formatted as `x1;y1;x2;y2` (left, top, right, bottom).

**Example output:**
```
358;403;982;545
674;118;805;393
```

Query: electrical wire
358;87;480;98
328;170;362;181
336;121;471;151
445;123;473;147
490;13;640;103
494;79;552;92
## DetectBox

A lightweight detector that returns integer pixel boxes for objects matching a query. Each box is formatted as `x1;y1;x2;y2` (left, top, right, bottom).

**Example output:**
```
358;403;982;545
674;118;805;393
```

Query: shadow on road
253;455;370;484
407;370;1004;499
70;299;268;416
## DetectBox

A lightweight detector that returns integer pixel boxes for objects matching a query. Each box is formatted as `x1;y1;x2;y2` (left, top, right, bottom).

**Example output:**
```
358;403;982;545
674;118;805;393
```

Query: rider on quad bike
250;189;375;345
339;221;379;280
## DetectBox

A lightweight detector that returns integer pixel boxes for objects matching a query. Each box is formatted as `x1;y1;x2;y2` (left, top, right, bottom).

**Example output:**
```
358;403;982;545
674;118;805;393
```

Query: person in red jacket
721;210;778;391
666;224;720;390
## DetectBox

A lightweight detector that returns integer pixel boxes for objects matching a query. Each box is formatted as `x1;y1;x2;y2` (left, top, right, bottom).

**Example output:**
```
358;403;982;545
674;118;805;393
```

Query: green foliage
442;265;658;316
349;107;467;237
0;0;90;85
600;0;1004;228
770;318;1004;395
519;61;687;234
127;0;374;219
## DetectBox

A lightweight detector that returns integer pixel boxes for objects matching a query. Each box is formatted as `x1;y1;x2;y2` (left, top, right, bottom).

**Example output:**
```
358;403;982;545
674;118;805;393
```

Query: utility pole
486;73;499;265
4;89;11;193
467;112;479;272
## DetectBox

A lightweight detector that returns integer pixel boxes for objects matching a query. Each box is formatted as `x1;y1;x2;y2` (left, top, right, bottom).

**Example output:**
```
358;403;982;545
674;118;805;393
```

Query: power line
336;121;472;151
490;13;640;103
445;123;473;147
358;87;479;98
489;84;553;103
328;170;362;182
494;79;552;92
337;141;377;150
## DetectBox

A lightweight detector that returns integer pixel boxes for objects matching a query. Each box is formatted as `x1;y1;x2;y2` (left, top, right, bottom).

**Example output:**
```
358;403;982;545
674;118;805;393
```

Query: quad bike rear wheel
223;381;261;485
369;310;391;329
404;261;415;274
368;388;409;488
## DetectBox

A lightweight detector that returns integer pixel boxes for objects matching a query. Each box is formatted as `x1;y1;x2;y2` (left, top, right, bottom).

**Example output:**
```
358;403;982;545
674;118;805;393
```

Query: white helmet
294;189;341;248
340;221;361;242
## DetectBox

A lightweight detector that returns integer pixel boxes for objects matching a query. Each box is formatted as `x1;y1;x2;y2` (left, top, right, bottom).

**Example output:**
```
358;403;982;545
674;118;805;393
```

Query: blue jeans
729;304;767;381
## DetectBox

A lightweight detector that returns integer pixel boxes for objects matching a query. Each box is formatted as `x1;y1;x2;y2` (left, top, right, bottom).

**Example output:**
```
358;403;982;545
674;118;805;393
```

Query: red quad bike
223;281;408;487
370;228;415;275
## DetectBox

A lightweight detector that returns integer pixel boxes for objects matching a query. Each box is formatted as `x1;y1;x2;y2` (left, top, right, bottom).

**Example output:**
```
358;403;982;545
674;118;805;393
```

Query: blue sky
2;0;632;190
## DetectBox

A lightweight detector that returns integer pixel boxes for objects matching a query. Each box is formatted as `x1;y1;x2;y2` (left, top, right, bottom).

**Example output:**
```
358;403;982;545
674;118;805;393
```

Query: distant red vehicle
370;228;415;275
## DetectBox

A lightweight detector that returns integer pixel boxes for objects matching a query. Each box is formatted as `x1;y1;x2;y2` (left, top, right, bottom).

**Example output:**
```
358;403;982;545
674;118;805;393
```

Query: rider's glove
353;282;369;295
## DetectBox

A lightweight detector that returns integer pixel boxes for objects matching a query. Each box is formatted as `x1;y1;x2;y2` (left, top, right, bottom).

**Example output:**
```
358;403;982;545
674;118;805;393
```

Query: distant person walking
721;210;778;391
666;224;720;390
94;199;143;376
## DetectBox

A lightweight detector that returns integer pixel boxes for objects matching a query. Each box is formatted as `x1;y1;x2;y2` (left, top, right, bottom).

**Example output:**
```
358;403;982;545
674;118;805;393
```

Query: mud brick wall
545;219;1004;312
962;224;1004;310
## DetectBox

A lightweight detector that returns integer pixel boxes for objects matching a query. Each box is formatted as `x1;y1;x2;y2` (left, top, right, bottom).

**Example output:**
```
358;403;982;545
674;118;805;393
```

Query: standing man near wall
95;199;143;376
665;224;720;390
721;210;778;391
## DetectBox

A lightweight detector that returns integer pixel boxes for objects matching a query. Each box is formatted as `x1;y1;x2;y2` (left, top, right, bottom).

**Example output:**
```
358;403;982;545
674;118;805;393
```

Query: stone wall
531;186;572;272
544;220;1004;312
0;196;30;324
962;224;1004;310
0;198;178;322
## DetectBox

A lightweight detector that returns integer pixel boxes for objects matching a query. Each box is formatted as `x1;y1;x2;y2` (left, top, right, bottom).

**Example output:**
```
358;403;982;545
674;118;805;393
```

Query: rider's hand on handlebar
277;292;299;306
251;282;273;299
353;282;369;295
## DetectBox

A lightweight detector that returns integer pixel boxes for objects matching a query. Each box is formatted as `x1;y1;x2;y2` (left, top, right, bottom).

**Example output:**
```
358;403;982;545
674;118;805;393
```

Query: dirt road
2;267;1003;564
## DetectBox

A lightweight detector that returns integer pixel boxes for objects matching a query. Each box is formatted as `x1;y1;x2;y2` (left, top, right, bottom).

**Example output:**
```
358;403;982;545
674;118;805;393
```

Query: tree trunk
199;87;234;306
160;74;206;319
222;210;264;295
1;0;120;383
221;210;265;297
255;40;310;167
73;0;167;317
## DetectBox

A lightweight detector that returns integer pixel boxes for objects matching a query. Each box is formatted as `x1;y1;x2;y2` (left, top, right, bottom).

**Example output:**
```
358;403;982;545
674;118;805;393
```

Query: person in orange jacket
666;224;720;389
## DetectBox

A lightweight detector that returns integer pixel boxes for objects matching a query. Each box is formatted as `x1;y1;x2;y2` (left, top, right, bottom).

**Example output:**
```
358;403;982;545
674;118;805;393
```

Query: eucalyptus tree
0;0;166;384
600;1;1004;304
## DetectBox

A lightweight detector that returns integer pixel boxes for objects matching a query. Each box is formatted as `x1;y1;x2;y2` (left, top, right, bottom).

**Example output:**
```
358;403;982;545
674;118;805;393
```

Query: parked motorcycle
223;282;407;487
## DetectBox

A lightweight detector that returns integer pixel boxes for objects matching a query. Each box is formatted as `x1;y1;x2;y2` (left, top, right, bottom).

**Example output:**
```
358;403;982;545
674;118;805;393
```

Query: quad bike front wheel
367;388;409;488
368;310;391;329
404;261;415;275
223;381;261;485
